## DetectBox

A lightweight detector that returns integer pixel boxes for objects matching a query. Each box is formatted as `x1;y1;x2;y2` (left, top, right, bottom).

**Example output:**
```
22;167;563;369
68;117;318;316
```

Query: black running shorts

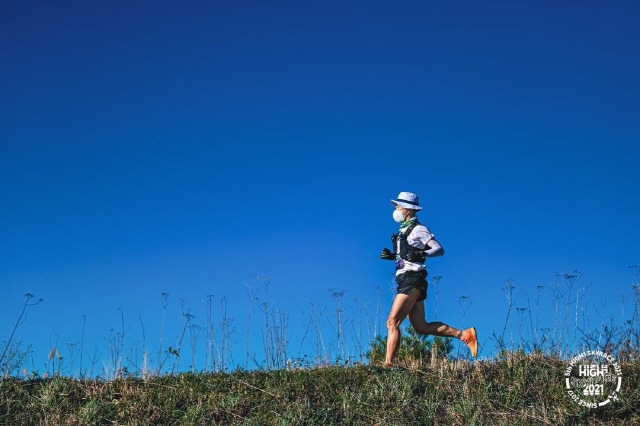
396;270;428;302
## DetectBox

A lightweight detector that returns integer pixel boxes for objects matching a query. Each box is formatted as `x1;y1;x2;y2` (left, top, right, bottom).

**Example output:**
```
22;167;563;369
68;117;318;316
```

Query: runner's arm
414;225;444;258
424;237;444;258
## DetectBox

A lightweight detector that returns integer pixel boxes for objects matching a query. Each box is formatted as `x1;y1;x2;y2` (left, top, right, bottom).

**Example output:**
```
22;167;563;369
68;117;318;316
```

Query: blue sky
2;0;639;373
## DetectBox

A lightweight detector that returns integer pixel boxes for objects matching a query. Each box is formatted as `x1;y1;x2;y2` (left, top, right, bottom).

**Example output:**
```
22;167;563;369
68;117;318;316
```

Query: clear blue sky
2;0;639;373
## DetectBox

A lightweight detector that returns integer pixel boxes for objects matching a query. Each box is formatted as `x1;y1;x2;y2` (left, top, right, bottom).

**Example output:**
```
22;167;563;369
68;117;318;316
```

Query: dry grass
1;353;638;426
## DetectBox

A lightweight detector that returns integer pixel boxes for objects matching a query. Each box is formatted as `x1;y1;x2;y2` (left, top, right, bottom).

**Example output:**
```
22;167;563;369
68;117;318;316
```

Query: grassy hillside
1;353;638;426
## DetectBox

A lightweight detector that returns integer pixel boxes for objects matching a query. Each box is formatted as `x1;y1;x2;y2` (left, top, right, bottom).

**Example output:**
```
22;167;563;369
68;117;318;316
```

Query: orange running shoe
460;327;478;358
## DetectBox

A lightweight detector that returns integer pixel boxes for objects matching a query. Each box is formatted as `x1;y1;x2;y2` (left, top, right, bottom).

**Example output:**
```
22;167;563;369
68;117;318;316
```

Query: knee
386;317;401;331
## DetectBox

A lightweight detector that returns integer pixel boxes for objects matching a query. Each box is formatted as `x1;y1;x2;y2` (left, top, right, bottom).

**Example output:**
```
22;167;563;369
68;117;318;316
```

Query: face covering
393;210;406;223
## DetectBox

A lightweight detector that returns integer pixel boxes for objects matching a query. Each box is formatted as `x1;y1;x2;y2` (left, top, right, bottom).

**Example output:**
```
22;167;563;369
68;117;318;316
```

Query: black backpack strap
404;221;419;236
396;220;426;262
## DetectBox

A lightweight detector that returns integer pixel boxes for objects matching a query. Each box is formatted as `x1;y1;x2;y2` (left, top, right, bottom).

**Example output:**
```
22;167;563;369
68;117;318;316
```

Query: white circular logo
564;350;622;408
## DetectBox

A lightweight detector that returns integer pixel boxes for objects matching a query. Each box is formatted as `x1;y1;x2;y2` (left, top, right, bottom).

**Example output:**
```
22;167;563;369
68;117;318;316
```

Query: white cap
391;192;422;210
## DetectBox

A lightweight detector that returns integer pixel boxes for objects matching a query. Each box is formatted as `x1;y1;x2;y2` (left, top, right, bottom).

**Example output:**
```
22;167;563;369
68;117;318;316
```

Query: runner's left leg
385;289;421;365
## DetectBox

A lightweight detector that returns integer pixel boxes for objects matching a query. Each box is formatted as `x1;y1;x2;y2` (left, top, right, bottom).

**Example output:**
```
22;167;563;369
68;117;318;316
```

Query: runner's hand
405;251;427;263
380;248;395;260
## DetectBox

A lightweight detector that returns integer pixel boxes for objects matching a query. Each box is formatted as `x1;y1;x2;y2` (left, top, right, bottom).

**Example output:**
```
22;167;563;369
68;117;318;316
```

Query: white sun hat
391;191;422;210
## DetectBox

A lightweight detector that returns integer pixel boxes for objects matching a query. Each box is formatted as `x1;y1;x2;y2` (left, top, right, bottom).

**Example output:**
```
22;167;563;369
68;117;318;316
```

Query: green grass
1;353;638;426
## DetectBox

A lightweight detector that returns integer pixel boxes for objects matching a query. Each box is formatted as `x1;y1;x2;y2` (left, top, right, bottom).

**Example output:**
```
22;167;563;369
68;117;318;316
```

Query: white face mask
392;210;406;223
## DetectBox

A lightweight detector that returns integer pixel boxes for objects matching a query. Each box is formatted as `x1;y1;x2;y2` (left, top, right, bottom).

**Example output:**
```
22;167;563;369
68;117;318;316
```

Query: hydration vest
391;221;426;263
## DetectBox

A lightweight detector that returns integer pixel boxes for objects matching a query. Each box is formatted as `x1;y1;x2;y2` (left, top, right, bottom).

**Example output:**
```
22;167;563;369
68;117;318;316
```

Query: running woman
380;191;478;366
